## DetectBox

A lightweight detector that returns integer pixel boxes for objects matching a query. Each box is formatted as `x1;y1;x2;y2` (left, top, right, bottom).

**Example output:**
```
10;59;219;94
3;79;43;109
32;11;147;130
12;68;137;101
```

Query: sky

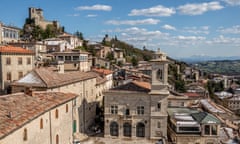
0;0;240;58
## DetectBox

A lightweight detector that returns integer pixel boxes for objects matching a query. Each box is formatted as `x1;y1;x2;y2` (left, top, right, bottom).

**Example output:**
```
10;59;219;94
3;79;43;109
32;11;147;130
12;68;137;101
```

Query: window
181;102;184;106
157;69;163;80
6;57;11;65
56;134;59;144
18;71;23;79
110;121;119;136
136;122;145;137
73;120;77;133
23;128;27;141
65;56;71;61
123;123;132;137
125;108;130;115
157;103;161;111
40;118;43;129
66;104;68;113
55;109;59;119
168;101;171;107
204;125;210;135
157;121;161;128
73;99;76;107
18;57;22;65
27;58;31;65
137;106;144;115
6;72;11;81
110;105;118;114
211;125;217;135
73;56;79;61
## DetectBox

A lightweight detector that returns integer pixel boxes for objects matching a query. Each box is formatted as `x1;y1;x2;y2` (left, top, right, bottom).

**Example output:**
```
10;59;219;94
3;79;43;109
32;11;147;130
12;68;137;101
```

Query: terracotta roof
92;68;113;75
0;45;34;54
132;80;151;90
0;92;77;139
12;68;97;88
184;92;201;97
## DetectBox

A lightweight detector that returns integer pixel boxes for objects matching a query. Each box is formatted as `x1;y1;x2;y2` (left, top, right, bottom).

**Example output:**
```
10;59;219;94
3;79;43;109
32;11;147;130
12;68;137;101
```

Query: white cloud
182;26;210;34
177;1;224;15
86;14;98;17
67;14;80;17
117;27;167;37
218;25;240;34
162;24;176;30
128;5;175;17
211;35;240;44
177;35;206;40
75;4;112;11
222;0;240;6
106;18;160;25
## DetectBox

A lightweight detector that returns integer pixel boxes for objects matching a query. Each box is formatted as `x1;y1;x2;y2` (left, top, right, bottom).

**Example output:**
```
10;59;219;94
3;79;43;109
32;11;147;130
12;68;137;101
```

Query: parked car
156;139;164;144
73;139;81;144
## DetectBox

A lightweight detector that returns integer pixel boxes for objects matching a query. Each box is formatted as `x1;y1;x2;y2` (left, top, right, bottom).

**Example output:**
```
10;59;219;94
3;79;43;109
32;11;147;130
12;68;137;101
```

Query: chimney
25;87;35;96
57;61;64;74
7;111;12;119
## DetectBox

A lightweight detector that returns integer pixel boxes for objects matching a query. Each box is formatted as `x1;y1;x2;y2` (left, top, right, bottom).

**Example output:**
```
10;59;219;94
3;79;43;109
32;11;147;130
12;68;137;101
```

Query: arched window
157;69;163;80
136;122;145;137
66;104;68;113
110;121;119;136
55;109;59;119
56;134;59;144
23;128;27;141
40;118;43;129
123;122;132;137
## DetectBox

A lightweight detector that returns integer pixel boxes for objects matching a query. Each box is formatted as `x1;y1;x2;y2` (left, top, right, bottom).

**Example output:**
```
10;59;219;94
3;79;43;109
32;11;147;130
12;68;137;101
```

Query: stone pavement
81;136;157;144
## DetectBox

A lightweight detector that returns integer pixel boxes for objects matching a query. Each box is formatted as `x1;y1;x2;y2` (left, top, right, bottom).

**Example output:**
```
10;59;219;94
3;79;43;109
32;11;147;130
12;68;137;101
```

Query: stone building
0;45;34;94
58;33;83;49
53;50;90;72
8;41;47;61
0;22;20;44
104;49;169;141
29;7;59;29
0;91;77;144
11;67;110;134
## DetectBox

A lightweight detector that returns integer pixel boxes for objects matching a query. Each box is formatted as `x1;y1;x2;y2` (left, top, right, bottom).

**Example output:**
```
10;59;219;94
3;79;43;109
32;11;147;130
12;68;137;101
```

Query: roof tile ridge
33;68;49;88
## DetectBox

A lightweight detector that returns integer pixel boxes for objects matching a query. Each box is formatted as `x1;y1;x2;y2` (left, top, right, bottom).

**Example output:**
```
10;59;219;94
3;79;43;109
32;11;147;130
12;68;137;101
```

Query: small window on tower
157;69;163;80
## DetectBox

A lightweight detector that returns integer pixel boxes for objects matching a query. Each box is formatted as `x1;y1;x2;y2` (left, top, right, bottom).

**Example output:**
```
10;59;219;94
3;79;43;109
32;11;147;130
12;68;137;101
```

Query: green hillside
193;60;240;75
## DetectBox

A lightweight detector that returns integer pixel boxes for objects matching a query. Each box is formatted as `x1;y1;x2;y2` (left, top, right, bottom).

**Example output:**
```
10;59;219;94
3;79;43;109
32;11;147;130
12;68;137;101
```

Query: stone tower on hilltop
28;7;59;29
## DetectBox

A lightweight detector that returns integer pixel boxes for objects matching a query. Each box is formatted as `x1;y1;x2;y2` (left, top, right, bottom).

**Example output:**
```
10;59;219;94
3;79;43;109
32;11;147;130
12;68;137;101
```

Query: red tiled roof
12;68;97;88
184;92;201;97
0;92;77;139
92;68;113;75
132;80;151;90
0;45;34;54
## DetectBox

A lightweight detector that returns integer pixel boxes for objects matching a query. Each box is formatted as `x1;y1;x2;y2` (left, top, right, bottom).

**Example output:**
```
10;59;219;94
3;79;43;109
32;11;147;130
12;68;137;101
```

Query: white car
73;139;81;144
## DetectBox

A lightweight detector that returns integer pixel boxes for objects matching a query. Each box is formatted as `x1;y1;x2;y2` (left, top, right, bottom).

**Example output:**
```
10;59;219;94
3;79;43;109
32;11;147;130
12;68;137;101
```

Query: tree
175;79;186;93
131;56;138;66
74;31;84;40
106;52;114;60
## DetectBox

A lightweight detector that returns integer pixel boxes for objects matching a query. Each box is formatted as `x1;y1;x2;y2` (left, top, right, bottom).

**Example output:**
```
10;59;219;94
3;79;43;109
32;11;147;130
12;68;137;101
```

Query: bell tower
150;48;169;95
149;48;169;140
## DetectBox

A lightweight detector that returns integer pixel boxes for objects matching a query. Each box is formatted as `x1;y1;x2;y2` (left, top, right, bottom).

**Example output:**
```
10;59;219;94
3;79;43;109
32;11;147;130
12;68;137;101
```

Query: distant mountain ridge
178;55;240;63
